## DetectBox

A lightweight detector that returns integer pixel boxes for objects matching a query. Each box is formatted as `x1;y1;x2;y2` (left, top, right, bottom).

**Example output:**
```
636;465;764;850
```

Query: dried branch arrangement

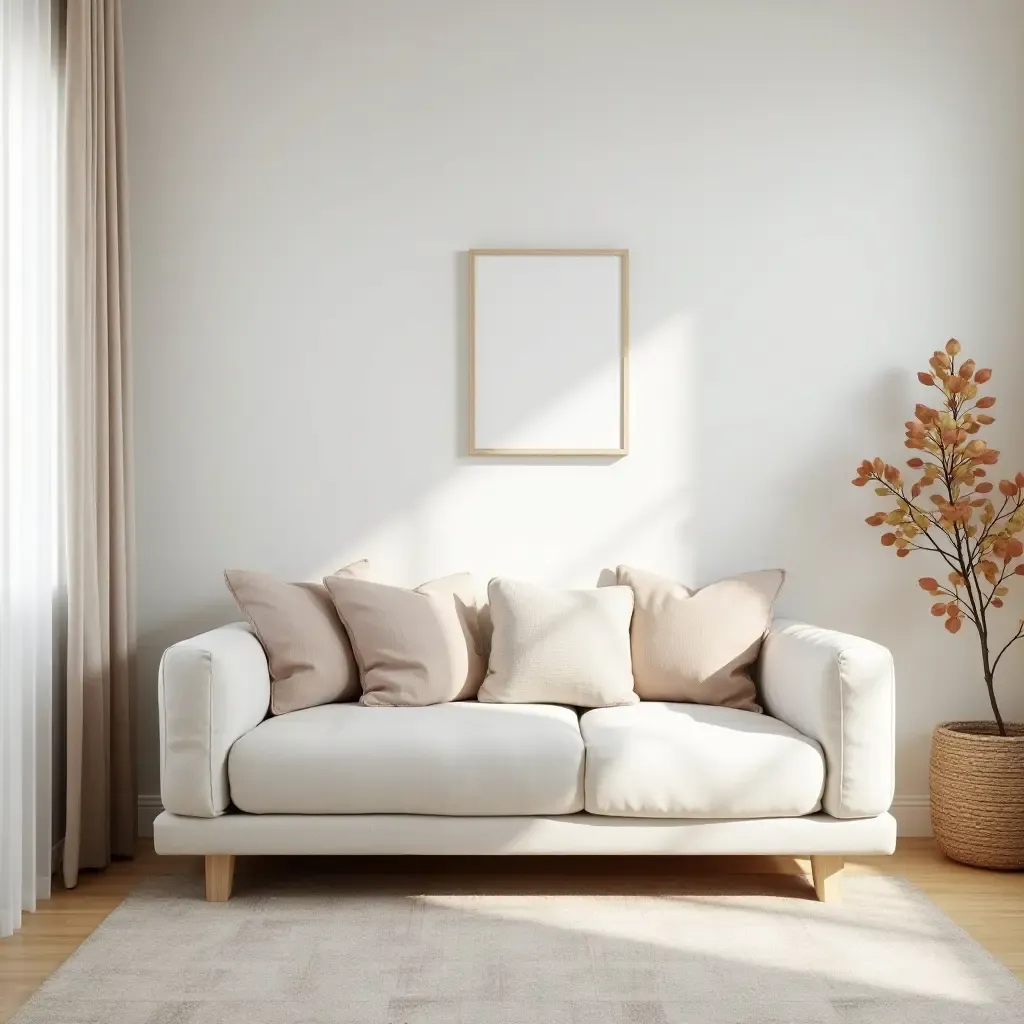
853;339;1023;734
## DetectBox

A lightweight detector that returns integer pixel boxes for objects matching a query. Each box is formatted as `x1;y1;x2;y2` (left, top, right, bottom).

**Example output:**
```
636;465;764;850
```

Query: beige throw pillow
616;566;784;712
323;573;487;706
224;559;371;715
478;578;637;707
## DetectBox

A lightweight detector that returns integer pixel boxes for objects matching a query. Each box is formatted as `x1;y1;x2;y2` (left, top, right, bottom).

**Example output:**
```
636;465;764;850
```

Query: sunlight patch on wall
311;315;696;589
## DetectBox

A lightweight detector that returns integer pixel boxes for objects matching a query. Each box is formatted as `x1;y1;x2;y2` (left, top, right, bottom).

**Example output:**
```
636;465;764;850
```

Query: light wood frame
810;855;843;902
205;854;235;902
467;248;630;457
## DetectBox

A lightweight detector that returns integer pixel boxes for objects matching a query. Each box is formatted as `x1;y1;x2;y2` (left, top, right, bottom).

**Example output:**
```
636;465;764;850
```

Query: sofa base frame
158;811;895;904
202;851;846;904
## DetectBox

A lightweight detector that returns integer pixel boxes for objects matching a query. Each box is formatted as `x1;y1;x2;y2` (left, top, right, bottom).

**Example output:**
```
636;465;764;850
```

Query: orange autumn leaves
853;339;1024;637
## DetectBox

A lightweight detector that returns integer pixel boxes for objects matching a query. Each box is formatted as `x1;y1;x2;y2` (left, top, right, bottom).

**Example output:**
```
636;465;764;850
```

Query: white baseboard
137;794;935;840
138;794;163;838
890;795;932;837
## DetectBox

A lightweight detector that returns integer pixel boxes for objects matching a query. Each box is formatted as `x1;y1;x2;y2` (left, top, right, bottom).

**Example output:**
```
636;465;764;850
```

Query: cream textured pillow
323;573;487;707
615;566;784;712
478;578;637;707
224;559;371;715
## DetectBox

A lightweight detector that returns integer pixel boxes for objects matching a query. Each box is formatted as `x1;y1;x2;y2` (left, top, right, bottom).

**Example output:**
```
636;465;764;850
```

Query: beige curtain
63;0;136;888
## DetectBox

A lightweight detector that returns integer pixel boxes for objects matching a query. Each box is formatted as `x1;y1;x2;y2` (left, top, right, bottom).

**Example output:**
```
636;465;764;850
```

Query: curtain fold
62;0;135;888
0;0;59;937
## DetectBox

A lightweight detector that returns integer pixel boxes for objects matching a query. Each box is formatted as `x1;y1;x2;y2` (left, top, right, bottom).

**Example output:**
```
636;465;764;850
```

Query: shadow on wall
134;259;1024;800
125;0;1024;806
134;261;697;789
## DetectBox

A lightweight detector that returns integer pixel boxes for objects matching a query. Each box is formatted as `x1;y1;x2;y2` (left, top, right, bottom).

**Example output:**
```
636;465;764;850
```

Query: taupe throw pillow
224;560;371;715
477;578;638;707
615;566;784;712
323;573;487;706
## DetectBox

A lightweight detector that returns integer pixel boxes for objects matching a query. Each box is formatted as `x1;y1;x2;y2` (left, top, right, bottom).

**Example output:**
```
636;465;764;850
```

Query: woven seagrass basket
930;721;1024;870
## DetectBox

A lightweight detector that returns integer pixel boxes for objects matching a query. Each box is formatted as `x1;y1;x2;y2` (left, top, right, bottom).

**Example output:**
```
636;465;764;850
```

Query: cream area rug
12;871;1023;1024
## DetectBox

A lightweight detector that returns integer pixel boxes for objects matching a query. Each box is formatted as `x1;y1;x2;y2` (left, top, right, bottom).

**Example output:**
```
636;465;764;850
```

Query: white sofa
153;619;896;902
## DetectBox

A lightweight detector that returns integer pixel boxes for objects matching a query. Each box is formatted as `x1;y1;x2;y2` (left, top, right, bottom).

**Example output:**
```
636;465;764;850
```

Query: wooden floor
1;839;1021;1022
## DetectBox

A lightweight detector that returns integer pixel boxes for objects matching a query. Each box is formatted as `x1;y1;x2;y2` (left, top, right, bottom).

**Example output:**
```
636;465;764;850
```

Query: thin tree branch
981;563;1015;612
869;477;962;573
991;625;1024;675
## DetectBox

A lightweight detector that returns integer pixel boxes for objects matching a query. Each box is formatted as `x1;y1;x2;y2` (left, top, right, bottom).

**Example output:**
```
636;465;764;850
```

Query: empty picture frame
468;249;629;456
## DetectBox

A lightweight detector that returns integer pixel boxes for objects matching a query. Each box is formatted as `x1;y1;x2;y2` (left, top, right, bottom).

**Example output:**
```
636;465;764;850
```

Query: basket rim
935;720;1024;741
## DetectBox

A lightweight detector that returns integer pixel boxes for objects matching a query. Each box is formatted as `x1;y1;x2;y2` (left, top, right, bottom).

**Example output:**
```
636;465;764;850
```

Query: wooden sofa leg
810;855;843;902
205;854;235;902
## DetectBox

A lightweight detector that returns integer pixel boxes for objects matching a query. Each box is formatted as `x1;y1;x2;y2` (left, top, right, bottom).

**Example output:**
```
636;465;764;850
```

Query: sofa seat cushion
228;702;585;815
580;702;825;819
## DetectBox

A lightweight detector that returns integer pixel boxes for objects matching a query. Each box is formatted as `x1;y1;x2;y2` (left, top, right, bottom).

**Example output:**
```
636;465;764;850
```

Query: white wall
124;0;1024;823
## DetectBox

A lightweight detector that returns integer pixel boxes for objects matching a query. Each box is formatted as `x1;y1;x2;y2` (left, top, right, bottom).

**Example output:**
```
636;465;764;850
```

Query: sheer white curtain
0;0;60;937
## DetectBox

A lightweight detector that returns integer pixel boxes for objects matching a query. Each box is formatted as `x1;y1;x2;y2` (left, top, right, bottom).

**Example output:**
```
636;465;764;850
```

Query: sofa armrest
759;619;895;819
158;623;270;818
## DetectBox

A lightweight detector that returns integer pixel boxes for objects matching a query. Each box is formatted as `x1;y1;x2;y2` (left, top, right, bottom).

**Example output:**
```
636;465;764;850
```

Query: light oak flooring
1;839;1021;1022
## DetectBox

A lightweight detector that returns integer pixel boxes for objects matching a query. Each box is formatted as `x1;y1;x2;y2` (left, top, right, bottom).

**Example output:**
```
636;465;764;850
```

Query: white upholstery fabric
478;579;638;707
581;703;825;818
760;620;895;819
227;702;585;815
158;623;271;818
153;809;898;856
